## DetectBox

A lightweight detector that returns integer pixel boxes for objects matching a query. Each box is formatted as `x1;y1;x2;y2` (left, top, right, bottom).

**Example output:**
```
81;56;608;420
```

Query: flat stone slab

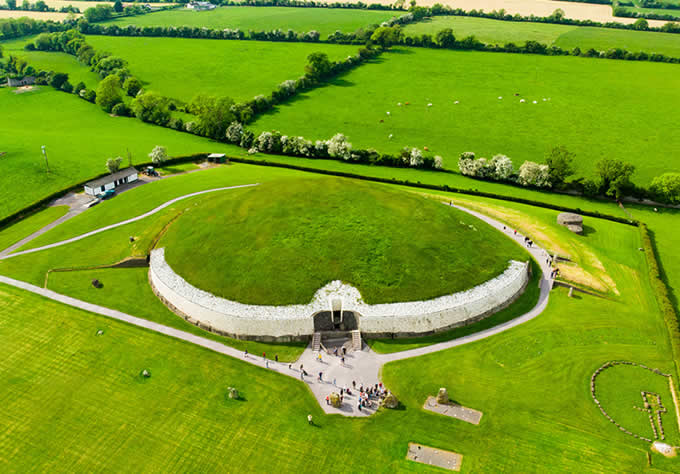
406;443;462;471
424;396;483;424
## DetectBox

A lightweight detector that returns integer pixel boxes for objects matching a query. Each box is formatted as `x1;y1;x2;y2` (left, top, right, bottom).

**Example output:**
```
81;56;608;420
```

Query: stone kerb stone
150;248;529;340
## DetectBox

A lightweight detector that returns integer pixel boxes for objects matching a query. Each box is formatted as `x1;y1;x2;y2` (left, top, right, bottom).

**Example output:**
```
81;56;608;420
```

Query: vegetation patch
85;35;360;102
252;47;680;184
591;361;680;444
101;5;403;39
159;177;529;305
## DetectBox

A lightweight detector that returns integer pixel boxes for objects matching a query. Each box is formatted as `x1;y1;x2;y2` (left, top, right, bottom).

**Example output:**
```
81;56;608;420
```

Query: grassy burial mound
252;47;680;185
100;6;403;38
159;177;530;305
403;16;680;57
85;36;360;102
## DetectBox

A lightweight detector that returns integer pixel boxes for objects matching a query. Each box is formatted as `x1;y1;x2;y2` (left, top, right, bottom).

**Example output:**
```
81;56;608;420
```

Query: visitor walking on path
244;350;248;358
318;371;323;382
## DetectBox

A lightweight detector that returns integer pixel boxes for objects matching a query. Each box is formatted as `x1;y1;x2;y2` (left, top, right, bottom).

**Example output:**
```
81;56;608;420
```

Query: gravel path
0;183;259;261
0;192;553;417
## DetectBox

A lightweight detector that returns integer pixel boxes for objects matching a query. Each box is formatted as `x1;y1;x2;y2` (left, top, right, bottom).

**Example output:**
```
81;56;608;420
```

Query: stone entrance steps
351;329;362;351
312;332;321;352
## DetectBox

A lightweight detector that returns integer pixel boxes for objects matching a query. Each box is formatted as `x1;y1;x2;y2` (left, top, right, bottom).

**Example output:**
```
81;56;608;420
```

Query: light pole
41;145;50;173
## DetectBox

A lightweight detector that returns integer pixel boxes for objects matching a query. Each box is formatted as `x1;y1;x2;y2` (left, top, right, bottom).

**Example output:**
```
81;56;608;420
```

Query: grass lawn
0;205;68;252
156;161;200;175
159;177;530;304
47;267;307;360
404;16;680;57
619;5;680;18
101;5;403;38
0;87;247;222
252;47;680;185
595;363;680;444
1;189;677;471
0;36;101;89
17;163;308;250
85;35;360;102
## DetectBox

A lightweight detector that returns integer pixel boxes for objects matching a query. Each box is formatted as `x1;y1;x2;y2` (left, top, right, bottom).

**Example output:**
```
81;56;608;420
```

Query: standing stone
383;393;399;409
436;388;449;404
568;287;574;298
557;213;583;234
142;369;151;378
228;387;239;399
330;392;342;408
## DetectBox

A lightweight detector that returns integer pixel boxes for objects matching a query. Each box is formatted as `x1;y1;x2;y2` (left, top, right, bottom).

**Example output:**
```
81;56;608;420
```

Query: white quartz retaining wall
149;248;529;340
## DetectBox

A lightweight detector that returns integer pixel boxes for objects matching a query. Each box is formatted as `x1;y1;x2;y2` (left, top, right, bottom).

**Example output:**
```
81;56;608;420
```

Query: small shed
7;76;35;87
84;167;138;196
207;153;227;164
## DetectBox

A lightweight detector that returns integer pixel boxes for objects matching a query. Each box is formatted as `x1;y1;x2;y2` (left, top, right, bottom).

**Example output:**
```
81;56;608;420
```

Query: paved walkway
0;183;259;261
0;194;554;417
0;193;92;257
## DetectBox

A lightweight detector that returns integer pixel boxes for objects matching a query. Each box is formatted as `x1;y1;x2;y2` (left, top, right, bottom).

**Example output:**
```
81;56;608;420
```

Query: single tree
370;26;403;48
123;76;142;97
149;146;167;166
106;156;122;174
545;146;575;187
305;52;332;80
95;75;123;113
113;0;123;13
435;28;456;49
595;159;635;199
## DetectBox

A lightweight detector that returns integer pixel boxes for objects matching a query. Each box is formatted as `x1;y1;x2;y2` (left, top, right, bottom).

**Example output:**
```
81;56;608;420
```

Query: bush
79;88;96;103
149;145;167;166
111;102;131;117
518;161;551;188
650;173;680;204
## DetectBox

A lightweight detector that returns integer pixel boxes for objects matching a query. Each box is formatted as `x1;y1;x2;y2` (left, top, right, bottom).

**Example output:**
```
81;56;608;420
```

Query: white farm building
84;167;138;196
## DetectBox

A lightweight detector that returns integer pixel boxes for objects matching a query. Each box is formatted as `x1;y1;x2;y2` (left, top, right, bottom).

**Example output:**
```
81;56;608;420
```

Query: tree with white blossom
491;154;514;180
518;161;551;188
327;133;352;161
149;146;167;166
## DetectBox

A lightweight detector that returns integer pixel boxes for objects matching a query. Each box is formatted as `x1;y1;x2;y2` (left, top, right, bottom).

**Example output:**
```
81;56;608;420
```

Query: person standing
307;414;313;425
318;371;323;382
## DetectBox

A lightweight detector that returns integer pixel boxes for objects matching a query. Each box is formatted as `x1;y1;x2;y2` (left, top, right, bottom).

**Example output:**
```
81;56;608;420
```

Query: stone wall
149;248;530;341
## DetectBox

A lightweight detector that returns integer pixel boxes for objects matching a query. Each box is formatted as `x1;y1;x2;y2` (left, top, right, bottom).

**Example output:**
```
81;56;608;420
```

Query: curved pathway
0;183;259;260
0;191;554;417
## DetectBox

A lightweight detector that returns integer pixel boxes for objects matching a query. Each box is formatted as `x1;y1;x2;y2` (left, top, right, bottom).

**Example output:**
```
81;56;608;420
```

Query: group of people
325;382;389;412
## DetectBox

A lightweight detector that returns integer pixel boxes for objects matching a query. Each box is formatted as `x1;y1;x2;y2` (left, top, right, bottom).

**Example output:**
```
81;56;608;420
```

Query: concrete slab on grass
406;443;462;471
424;396;483;424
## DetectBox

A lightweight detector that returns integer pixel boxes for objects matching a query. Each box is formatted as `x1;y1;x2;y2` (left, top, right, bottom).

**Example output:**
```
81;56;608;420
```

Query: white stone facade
149;248;529;340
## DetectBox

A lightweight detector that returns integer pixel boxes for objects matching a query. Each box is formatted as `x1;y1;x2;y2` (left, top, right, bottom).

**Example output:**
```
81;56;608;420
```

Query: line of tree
78;18;680;65
613;5;680;21
213;0;405;10
0;17;70;40
457;147;680;204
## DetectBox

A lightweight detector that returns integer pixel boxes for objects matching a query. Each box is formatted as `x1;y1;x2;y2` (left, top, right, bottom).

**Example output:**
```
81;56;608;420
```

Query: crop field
1;167;677;471
41;0;176;8
85;35;360;102
253;47;680;184
101;5;403;38
404;15;680;57
0;87;246;221
0;10;77;19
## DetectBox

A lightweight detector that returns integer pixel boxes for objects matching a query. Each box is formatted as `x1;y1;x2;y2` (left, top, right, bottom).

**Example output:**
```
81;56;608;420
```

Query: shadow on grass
581;224;597;236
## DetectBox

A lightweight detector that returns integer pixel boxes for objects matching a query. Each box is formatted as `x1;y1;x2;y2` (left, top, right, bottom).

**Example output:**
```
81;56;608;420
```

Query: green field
1;175;677;471
618;5;680;19
101;5;403;38
404;15;680;57
0;205;67;252
253;47;680;185
1;36;101;89
595;363;680;444
159;177;529;304
0;87;247;222
85;35;360;102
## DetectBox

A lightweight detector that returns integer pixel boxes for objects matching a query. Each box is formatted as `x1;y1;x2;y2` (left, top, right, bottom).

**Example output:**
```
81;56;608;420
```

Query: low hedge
639;223;680;372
